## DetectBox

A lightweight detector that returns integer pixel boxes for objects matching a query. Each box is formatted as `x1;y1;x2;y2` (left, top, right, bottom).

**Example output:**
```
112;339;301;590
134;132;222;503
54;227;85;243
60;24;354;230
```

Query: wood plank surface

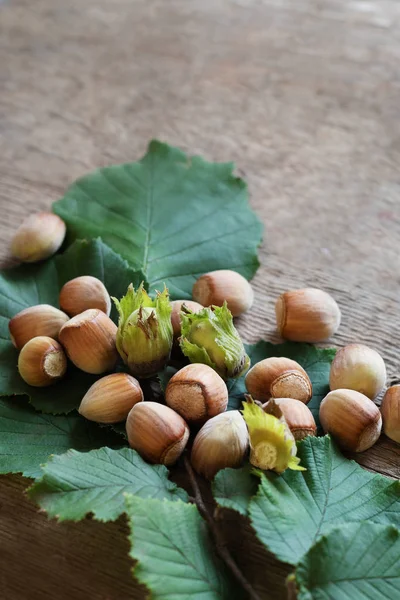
0;1;399;598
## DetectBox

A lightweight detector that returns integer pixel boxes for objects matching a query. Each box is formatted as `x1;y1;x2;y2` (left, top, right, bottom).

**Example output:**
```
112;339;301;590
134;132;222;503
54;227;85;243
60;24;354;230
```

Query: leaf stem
184;457;261;600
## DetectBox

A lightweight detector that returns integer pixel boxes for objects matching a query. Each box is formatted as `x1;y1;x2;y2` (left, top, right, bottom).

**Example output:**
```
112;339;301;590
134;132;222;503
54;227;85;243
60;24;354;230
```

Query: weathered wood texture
0;0;399;598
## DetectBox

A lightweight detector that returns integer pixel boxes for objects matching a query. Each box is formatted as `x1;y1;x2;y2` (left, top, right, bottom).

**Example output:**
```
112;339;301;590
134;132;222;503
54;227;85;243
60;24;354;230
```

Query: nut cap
126;402;189;466
192;270;254;317
18;336;67;387
320;389;382;452
166;363;228;425
59;309;118;374
60;276;111;317
245;357;312;404
275;288;341;342
11;212;66;263
9;304;69;350
79;373;143;423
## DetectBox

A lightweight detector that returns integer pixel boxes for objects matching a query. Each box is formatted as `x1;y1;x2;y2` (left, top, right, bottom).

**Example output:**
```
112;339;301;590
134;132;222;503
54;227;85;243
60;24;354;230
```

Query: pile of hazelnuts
7;212;400;482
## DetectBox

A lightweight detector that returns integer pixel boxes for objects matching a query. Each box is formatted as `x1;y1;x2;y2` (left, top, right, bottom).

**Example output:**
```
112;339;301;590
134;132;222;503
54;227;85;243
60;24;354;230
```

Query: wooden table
0;1;399;598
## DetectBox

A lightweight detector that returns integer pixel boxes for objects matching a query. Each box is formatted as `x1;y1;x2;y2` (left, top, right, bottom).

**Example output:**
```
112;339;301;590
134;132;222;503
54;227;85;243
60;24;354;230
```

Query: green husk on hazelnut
179;302;250;379
242;396;305;473
113;283;173;378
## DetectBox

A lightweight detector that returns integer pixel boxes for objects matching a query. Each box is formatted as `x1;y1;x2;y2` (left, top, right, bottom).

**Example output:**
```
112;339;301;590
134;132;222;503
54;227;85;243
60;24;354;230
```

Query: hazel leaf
157;365;180;393
0;238;144;414
53;140;263;298
125;495;238;600
295;522;400;600
212;465;259;516
29;447;187;522
249;435;400;566
0;396;123;479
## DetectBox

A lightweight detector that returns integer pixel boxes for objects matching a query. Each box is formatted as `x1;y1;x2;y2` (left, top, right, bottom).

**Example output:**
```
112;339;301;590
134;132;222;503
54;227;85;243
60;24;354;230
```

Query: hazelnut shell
192;270;254;317
165;363;228;425
59;308;118;374
126;402;189;466
320;389;382;452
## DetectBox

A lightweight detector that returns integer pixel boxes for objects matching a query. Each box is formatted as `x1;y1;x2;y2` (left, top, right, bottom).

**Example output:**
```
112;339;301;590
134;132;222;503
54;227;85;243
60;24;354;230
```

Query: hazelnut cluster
8;212;400;481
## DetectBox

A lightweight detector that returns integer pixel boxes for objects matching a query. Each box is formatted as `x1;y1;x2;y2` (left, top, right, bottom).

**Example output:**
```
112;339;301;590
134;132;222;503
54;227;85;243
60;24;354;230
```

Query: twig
184;457;261;600
286;574;298;600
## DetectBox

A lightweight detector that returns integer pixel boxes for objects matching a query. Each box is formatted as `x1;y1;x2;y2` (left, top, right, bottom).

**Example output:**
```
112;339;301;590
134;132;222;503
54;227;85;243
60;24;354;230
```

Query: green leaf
227;341;335;424
104;420;128;438
157;365;180;393
249;436;400;566
0;238;143;414
53;140;263;298
295;522;400;600
0;397;123;479
29;447;187;522
212;465;259;516
125;495;237;600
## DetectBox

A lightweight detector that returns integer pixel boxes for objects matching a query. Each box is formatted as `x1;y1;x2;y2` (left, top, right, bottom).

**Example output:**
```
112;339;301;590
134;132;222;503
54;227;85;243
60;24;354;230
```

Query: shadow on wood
0;475;147;600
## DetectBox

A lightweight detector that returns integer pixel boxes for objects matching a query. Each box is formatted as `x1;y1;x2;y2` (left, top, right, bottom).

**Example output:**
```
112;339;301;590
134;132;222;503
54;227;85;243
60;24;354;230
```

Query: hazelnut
9;304;69;350
18;336;67;387
79;373;143;423
245;357;312;404
192;270;254;317
320;389;382;452
165;363;228;425
329;344;386;400
275;288;341;342
191;411;249;479
59;276;111;317
11;212;66;263
170;300;203;339
126;402;189;466
263;398;316;440
59;309;118;374
381;385;400;443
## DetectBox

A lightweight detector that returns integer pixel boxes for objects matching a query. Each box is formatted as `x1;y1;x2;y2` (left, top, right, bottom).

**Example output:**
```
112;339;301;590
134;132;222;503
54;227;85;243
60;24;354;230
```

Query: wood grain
0;0;399;598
